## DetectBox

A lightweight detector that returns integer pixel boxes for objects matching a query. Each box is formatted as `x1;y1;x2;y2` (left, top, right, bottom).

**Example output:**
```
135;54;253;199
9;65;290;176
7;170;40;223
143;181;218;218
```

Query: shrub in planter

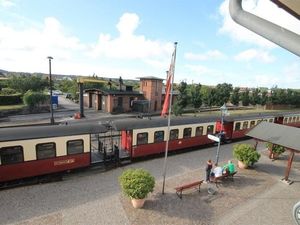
119;168;155;208
266;143;285;155
233;144;261;168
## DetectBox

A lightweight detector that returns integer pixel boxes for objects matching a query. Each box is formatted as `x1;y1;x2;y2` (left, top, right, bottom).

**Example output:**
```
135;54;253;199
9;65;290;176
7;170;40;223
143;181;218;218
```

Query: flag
161;46;177;117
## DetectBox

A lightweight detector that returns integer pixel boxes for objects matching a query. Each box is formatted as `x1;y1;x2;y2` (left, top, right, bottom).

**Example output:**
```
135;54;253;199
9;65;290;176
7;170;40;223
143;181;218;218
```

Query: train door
121;130;132;158
215;120;233;141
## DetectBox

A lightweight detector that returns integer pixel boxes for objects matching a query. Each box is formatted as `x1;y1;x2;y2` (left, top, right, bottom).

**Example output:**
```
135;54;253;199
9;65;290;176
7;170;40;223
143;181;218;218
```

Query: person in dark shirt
205;159;213;183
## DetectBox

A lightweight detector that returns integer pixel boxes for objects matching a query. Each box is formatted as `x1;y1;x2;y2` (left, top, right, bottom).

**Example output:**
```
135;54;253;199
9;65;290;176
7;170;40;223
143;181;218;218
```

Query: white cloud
90;13;173;60
219;0;300;48
0;0;15;8
234;49;275;63
184;50;227;61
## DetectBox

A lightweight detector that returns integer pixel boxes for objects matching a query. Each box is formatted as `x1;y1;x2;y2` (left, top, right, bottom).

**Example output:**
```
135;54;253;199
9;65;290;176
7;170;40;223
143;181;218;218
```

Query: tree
214;83;233;106
23;90;48;110
250;88;261;105
231;87;240;106
172;102;183;116
261;90;268;105
176;81;189;108
201;86;216;107
6;75;48;94
241;89;250;106
190;83;202;109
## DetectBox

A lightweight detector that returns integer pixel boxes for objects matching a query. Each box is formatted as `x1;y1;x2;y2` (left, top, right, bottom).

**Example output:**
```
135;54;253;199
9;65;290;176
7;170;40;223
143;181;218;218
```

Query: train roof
0;123;108;142
111;116;219;130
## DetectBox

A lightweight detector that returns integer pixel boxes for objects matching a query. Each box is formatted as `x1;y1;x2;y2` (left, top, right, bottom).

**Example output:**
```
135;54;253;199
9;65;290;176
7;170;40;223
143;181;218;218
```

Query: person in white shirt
213;163;223;178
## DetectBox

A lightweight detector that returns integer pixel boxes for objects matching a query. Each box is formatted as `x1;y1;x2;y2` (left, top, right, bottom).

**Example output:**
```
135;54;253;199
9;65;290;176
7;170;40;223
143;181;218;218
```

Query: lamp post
215;103;228;165
47;56;54;125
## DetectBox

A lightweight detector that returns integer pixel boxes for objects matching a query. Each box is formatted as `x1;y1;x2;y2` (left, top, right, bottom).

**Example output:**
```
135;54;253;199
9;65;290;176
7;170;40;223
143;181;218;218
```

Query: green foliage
23;91;48;109
214;83;233;106
266;143;285;155
241;89;250;106
119;168;155;199
250;88;261;105
176;81;189;108
0;95;22;105
190;83;202;108
6;75;48;94
201;86;216;107
0;88;18;95
172;102;183;116
231;87;240;106
233;144;261;166
260;91;268;105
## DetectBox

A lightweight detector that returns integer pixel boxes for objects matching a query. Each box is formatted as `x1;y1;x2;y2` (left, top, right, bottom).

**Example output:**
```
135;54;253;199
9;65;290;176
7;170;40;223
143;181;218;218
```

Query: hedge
0;95;22;105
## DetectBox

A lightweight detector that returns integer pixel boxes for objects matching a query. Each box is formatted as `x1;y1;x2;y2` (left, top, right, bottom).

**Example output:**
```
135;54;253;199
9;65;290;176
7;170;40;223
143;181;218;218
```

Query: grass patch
0;104;26;111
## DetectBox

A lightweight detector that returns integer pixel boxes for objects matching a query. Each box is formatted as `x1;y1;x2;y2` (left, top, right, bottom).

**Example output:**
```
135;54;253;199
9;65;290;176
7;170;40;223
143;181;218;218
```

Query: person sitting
223;160;235;175
213;163;223;178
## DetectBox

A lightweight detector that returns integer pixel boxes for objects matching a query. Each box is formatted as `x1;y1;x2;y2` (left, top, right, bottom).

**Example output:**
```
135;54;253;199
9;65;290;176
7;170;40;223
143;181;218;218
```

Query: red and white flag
161;44;177;117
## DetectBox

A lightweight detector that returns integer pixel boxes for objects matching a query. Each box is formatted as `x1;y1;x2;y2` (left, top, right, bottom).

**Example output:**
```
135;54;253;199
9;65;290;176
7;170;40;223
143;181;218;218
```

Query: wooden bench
212;171;237;188
175;180;204;199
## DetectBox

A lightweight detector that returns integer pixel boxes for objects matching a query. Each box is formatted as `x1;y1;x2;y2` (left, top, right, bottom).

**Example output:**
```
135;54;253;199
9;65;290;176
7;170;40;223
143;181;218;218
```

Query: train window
234;122;241;131
195;126;203;136
242;121;248;129
154;131;164;143
36;142;56;160
293;117;296;122
0;146;23;165
297;116;300;122
250;121;256;128
137;132;148;145
284;118;288;124
67;140;84;155
207;125;214;135
170;129;179;140
289;117;292;123
183;128;192;138
269;118;274;123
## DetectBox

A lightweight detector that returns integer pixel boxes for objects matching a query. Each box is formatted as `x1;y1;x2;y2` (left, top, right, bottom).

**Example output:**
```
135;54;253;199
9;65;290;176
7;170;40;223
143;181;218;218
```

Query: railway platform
0;142;299;225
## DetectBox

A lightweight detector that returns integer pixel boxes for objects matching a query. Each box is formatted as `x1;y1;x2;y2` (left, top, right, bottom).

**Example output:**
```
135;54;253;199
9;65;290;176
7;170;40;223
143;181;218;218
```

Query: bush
0;94;22;105
119;168;155;199
266;143;285;155
233;144;261;166
23;91;48;110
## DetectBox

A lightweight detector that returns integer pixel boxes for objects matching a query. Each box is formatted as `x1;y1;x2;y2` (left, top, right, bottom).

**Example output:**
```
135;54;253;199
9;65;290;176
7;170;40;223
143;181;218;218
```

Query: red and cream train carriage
0;123;107;183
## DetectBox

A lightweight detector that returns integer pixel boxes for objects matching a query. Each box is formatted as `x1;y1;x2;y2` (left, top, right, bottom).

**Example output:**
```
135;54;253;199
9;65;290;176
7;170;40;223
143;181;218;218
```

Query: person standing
205;159;213;183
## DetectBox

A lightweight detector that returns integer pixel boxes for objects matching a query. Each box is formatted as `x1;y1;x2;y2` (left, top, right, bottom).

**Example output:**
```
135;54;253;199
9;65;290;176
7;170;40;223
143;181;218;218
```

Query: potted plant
119;168;155;208
266;143;285;159
233;144;261;169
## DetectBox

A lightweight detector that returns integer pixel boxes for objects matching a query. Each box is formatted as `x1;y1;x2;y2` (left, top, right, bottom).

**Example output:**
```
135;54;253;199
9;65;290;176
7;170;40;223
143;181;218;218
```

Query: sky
0;0;300;89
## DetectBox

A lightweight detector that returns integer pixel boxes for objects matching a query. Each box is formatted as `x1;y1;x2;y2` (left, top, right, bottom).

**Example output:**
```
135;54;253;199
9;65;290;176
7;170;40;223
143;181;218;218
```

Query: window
36;142;56;160
293;117;296;122
137;133;148;145
170;129;179;140
284;118;288;124
235;122;241;131
0;146;23;165
250;121;256;128
242;121;248;130
67;140;84;155
195;126;203;136
154;131;164;143
207;125;214;135
269;118;274;123
183;128;192;138
288;117;292;123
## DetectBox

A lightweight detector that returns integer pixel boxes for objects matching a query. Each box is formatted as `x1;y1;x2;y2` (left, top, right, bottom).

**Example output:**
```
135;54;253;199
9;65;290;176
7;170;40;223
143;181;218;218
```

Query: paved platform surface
1;144;299;225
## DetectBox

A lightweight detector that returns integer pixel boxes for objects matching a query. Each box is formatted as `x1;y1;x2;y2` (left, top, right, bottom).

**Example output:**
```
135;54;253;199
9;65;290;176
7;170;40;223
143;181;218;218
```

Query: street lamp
215;103;228;165
47;56;54;125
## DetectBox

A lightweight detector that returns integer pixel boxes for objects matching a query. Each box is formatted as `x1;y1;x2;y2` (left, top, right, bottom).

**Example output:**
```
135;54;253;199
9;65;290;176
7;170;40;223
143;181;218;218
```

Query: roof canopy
271;0;300;19
246;121;300;153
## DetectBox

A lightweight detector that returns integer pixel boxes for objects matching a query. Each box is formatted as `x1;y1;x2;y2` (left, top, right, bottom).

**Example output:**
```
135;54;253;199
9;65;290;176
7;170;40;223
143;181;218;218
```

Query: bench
212;171;237;188
175;180;204;199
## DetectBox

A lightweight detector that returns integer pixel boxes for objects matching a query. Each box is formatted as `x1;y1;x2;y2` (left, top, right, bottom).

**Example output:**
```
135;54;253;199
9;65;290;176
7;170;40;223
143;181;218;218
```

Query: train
1;111;300;185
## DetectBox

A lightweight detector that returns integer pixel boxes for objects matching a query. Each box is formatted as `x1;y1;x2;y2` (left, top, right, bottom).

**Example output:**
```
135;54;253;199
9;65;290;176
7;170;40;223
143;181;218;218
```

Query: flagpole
162;42;177;194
